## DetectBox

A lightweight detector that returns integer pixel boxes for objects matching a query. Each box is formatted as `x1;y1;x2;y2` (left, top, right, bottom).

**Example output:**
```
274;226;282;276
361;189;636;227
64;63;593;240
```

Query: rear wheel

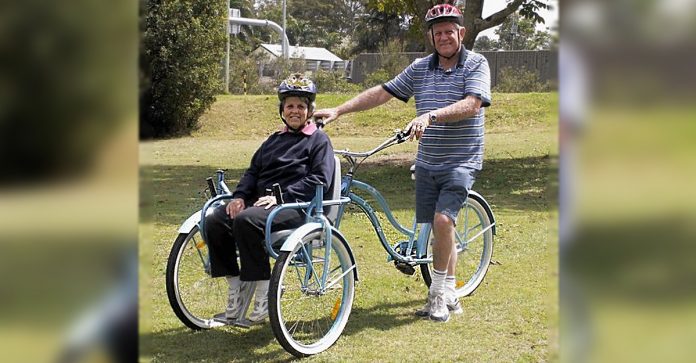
421;197;494;297
269;228;355;357
165;225;227;329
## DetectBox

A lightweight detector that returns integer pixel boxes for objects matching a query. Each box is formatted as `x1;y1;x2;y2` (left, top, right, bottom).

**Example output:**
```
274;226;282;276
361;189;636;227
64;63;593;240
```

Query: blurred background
2;0;695;362
0;0;137;362
560;0;696;362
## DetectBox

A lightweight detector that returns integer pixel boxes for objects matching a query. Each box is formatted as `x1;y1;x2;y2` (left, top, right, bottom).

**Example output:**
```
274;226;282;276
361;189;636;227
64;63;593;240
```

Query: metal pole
228;17;290;55
282;0;288;59
225;7;230;93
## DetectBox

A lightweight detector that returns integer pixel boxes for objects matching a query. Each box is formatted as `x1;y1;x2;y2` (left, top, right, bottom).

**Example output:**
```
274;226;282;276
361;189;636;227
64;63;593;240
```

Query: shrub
140;0;226;138
227;47;269;94
362;40;410;88
494;66;550;93
362;68;391;88
268;57;307;86
312;69;361;93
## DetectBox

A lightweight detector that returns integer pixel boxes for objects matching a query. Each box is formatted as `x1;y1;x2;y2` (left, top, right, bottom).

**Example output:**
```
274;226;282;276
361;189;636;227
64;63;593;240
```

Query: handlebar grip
206;177;217;197
396;126;413;143
272;183;284;204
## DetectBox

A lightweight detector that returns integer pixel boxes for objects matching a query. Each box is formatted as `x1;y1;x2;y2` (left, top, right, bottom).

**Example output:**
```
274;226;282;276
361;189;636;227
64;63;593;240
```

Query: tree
495;12;552;50
473;35;497;51
140;0;227;138
364;0;551;50
254;0;363;55
351;10;411;54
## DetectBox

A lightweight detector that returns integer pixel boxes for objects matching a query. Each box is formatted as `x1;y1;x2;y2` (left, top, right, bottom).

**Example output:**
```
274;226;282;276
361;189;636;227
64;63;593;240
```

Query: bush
362;68;391;88
227;43;270;94
140;0;226;138
494;66;550;93
312;69;361;93
362;40;410;88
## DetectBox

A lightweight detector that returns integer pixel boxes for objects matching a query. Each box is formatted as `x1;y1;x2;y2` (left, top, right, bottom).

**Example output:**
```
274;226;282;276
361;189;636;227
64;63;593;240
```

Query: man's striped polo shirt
382;46;491;171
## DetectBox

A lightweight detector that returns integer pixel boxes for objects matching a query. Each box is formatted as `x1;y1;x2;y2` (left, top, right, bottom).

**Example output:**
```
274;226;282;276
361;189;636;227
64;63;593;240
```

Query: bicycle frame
336;176;433;265
330;129;497;268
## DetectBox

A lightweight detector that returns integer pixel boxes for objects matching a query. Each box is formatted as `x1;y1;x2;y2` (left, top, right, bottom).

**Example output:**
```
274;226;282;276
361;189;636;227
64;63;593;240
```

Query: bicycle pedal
394;261;416;275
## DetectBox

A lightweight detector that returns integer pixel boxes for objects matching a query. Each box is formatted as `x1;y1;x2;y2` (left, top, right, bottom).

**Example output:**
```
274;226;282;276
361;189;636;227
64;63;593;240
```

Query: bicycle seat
325;155;342;223
269;230;294;249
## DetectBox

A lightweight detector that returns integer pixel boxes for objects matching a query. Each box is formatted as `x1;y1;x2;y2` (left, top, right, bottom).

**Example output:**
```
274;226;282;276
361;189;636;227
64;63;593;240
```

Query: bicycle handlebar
334;127;412;159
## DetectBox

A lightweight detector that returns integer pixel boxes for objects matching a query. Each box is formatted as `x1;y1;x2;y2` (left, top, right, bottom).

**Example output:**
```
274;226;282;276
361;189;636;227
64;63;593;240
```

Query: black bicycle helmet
277;73;317;103
277;73;317;131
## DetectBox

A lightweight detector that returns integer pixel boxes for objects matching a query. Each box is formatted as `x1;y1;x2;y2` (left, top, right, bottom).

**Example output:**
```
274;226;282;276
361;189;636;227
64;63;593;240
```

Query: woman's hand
253;195;278;210
226;198;245;218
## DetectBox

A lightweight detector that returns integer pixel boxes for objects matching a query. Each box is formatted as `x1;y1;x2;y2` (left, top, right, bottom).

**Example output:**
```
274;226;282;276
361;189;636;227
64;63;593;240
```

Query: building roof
258;44;343;62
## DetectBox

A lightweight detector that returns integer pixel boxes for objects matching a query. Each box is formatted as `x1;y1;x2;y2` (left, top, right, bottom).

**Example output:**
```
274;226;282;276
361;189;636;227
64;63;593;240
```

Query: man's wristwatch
428;112;437;124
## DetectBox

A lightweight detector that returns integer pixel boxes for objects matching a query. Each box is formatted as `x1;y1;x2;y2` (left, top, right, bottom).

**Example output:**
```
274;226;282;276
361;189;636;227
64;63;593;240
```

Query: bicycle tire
420;197;494;297
165;225;227;330
269;228;355;357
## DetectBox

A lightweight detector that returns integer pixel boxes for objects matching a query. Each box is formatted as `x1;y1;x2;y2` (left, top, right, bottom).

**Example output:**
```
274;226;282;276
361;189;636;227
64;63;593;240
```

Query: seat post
313;184;324;219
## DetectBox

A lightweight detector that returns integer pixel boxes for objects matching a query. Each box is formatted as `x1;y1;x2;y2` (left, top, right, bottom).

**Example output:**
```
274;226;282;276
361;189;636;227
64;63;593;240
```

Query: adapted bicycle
165;128;496;358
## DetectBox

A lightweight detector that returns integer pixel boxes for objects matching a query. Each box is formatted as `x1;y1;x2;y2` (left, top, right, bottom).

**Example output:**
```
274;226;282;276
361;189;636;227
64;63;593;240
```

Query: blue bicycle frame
334;175;433;265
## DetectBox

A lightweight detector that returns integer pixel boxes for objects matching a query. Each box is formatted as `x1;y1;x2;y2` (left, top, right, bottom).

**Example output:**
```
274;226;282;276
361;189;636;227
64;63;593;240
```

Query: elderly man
314;3;491;322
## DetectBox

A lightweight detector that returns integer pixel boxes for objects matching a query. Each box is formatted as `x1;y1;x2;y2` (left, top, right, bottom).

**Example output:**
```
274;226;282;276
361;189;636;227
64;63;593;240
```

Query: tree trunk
462;0;525;50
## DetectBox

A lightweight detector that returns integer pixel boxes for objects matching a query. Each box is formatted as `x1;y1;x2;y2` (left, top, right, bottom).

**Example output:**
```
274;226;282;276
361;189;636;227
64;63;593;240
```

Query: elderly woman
204;74;334;324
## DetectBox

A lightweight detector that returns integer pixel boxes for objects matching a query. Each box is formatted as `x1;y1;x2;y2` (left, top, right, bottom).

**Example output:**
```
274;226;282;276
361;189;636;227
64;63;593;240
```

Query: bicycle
165;128;496;358
266;129;496;356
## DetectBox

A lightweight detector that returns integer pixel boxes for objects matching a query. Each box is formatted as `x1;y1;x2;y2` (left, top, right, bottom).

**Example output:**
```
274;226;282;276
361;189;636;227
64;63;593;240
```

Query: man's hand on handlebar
405;114;430;141
226;198;245;218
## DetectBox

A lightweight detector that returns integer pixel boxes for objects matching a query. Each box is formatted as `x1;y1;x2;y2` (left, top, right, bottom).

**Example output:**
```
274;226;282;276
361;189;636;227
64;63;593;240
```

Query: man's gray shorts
415;166;476;224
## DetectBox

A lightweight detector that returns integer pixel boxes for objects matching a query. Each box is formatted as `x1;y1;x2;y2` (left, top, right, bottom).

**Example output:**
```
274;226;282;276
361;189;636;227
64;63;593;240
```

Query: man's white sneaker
428;293;450;322
447;297;463;315
415;294;462;317
415;296;432;317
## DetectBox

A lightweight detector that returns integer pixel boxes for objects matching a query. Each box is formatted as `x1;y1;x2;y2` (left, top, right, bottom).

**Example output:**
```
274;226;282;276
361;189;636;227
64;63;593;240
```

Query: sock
226;275;241;292
430;269;447;296
255;280;269;301
446;275;456;302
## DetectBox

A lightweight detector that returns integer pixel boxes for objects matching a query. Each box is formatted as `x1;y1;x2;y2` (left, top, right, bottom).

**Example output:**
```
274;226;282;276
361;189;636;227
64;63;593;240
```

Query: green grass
141;92;558;362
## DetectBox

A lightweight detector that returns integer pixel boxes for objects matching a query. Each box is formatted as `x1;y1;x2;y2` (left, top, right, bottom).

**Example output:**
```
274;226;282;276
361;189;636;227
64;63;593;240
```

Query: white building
252;44;348;74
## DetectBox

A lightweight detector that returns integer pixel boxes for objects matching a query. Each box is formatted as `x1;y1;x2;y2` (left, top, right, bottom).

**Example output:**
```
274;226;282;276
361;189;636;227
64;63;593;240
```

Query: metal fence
259;60;351;77
348;50;558;88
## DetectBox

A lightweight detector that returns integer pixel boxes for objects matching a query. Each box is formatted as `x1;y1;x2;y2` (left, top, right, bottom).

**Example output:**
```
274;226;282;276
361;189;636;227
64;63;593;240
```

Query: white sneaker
247;298;268;324
415;296;432;317
225;287;242;321
447;296;463;315
428;293;450;323
415;294;462;317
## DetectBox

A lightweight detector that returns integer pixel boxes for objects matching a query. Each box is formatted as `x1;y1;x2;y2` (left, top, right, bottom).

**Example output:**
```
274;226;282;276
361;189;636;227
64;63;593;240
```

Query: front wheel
420;197;494;297
269;228;356;357
165;225;227;330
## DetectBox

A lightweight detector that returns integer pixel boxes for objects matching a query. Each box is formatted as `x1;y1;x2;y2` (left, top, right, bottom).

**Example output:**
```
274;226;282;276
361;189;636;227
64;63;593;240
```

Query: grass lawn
140;92;558;362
